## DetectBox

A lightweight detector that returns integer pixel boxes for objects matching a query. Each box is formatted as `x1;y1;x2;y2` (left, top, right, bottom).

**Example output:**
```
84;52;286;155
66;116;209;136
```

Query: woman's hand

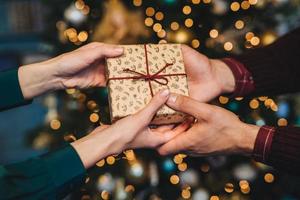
157;93;260;157
71;89;191;169
182;45;236;102
18;43;123;99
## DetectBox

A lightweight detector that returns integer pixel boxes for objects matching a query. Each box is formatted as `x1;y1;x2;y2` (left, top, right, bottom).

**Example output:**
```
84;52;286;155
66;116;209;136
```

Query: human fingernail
167;93;177;104
160;89;170;97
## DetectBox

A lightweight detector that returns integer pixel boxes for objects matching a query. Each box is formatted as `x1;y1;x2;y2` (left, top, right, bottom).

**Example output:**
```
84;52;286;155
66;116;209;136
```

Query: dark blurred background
1;0;300;199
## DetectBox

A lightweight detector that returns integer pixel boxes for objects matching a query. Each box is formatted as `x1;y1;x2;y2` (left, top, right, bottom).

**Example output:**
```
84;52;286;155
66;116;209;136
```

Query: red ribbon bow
107;44;187;96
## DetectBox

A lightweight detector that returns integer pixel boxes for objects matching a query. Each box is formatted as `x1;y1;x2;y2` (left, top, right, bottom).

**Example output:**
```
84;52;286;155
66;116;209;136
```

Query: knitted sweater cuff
267;126;300;175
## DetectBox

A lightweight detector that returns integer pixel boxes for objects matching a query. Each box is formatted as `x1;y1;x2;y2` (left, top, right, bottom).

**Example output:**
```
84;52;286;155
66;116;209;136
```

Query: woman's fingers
152;124;175;132
147;119;193;148
133;89;170;125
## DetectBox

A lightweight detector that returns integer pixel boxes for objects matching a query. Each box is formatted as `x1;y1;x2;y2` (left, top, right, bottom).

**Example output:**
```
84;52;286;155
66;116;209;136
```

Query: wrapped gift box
106;44;189;125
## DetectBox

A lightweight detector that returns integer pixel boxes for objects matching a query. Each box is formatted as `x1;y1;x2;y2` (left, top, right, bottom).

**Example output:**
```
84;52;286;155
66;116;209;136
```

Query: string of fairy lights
45;0;296;199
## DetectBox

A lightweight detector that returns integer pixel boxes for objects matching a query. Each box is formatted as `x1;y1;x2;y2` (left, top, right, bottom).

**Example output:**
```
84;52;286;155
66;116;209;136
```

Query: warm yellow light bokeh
235;20;245;30
133;0;142;7
210;196;219;200
192;0;201;4
231;2;240;11
209;29;219;38
170;22;180;31
96;159;105;167
89;113;99;123
183;5;192;15
224;183;234;193
50;119;61;130
146;7;155;16
185;18;194;28
153;23;162;32
224;42;233;51
106;156;116;165
264;173;275;183
181;189;191;199
145;17;154;27
250;99;259;109
250;36;260;46
191;39;200;48
170;175;180;184
155;12;164;21
277;118;288;126
219;96;229;104
241;1;250;9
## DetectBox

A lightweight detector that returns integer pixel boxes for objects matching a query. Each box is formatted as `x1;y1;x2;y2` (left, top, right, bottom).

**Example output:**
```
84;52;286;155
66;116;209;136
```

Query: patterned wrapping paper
106;44;189;125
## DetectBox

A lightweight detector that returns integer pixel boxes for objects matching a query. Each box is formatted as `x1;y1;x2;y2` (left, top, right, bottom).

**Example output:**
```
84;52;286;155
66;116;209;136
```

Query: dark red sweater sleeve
222;28;300;174
252;126;300;175
221;58;255;97
232;27;300;97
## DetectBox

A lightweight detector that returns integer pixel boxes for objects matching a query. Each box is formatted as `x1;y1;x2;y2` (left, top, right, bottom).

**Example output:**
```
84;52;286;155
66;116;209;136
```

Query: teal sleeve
0;144;86;200
0;68;32;111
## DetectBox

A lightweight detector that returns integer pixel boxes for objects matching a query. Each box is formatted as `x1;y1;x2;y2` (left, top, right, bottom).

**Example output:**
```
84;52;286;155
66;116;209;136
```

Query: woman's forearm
18;62;62;99
70;127;121;169
17;43;124;100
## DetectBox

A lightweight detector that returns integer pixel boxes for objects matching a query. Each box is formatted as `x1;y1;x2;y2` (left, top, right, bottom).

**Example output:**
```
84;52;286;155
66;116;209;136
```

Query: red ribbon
107;44;187;96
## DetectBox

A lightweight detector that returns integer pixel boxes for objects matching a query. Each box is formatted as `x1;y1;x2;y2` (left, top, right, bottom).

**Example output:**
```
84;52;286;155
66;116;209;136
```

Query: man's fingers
170;117;194;135
157;133;188;155
145;118;192;148
134;89;170;123
147;130;172;148
166;93;214;120
156;118;195;155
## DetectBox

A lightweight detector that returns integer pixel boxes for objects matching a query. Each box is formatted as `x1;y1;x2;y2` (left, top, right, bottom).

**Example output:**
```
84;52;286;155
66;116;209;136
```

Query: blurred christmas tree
28;0;300;199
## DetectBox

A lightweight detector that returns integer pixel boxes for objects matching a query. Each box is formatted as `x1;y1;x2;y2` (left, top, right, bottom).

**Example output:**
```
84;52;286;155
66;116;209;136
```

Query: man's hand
182;45;236;102
18;42;123;99
157;93;260;156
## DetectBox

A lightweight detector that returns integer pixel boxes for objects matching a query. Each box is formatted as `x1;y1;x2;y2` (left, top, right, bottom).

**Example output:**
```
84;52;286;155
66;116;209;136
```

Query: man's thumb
166;93;213;120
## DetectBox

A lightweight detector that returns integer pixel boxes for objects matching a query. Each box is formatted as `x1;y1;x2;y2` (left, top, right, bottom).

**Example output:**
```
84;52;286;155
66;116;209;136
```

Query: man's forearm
210;59;236;94
232;27;300;96
252;126;300;175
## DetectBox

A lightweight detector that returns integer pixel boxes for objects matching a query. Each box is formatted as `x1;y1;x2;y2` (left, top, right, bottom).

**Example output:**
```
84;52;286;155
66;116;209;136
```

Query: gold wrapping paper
106;44;189;124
